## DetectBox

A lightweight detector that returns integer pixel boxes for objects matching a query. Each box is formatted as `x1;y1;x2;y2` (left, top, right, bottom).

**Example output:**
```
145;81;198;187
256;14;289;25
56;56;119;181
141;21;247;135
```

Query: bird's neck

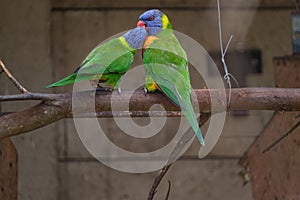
161;14;172;29
119;37;135;51
142;36;159;57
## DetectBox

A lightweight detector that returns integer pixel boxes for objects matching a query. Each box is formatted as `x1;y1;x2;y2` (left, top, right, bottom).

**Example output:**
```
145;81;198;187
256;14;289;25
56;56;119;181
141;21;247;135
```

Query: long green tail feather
181;100;205;146
156;83;205;145
45;73;77;88
46;73;95;88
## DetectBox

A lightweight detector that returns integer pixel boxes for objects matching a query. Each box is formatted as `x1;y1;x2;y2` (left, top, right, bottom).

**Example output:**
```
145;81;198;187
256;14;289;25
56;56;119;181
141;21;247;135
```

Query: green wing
46;37;135;88
144;30;190;105
143;30;204;145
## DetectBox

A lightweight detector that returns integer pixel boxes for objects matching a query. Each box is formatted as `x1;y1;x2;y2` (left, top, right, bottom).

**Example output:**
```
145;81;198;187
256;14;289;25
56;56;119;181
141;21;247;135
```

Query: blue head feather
138;9;164;36
123;27;147;49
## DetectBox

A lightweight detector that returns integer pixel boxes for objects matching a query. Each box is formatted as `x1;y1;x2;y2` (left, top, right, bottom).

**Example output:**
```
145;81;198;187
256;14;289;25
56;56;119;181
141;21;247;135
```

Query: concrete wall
0;0;294;199
0;0;57;200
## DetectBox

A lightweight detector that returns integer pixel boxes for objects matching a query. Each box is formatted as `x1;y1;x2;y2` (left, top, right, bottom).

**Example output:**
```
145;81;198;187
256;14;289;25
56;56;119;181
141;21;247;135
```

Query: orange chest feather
142;36;159;56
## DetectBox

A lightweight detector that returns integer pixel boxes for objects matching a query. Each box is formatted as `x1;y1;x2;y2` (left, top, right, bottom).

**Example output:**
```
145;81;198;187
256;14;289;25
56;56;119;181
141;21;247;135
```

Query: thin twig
1;111;183;118
76;111;182;118
0;92;63;102
164;181;171;200
263;120;300;153
147;113;211;200
148;164;172;200
165;113;212;165
0;59;28;93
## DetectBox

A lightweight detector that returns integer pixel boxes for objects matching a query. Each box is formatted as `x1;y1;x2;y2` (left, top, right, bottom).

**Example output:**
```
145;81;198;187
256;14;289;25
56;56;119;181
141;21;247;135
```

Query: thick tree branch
0;88;300;139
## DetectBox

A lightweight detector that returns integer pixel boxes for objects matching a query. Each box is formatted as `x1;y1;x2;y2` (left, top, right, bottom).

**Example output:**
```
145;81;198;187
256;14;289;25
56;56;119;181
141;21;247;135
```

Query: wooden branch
0;92;61;101
0;88;300;139
0;60;28;93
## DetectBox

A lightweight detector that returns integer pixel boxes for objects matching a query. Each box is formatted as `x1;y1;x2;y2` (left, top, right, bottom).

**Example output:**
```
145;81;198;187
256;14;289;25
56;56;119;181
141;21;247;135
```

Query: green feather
143;29;205;145
45;73;76;88
46;26;146;89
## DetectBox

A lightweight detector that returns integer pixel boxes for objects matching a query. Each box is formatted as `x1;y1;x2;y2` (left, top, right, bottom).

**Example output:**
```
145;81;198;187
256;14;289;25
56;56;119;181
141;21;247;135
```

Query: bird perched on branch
137;9;205;145
46;27;147;92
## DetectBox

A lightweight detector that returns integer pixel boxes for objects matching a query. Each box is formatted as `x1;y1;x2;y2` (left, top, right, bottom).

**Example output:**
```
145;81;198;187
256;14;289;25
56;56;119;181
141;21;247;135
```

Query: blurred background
0;0;296;199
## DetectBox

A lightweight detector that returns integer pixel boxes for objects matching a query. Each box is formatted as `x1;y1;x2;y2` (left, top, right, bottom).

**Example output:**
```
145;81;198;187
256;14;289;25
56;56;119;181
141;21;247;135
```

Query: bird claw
106;87;113;92
117;87;122;94
143;86;148;95
96;87;112;92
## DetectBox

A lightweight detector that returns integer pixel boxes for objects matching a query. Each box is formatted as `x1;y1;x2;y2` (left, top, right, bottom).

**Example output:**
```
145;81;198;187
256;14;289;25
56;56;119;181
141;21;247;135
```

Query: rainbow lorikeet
46;27;147;91
137;9;205;145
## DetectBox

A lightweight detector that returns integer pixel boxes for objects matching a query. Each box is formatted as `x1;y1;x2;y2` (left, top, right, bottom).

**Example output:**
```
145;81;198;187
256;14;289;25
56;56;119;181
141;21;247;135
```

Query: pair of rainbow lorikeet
47;9;205;145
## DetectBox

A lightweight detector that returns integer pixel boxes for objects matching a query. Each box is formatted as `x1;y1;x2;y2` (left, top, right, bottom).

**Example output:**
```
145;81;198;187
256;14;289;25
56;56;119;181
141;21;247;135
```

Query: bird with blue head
46;26;147;92
137;9;205;145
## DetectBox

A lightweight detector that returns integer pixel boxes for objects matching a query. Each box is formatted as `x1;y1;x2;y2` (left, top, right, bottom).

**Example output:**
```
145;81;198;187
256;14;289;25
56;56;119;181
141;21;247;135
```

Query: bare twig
147;113;211;200
0;111;182;118
0;92;62;102
75;111;182;118
263;120;300;153
164;181;171;200
166;113;211;165
148;164;172;200
0;60;28;93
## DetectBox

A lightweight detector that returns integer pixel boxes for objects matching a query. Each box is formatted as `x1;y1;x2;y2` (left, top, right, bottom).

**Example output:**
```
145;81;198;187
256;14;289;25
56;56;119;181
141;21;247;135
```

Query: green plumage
46;26;148;89
143;29;205;145
46;37;134;89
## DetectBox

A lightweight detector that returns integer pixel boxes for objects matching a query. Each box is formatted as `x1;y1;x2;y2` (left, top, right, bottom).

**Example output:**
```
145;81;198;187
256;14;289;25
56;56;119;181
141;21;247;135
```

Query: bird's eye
149;16;154;21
